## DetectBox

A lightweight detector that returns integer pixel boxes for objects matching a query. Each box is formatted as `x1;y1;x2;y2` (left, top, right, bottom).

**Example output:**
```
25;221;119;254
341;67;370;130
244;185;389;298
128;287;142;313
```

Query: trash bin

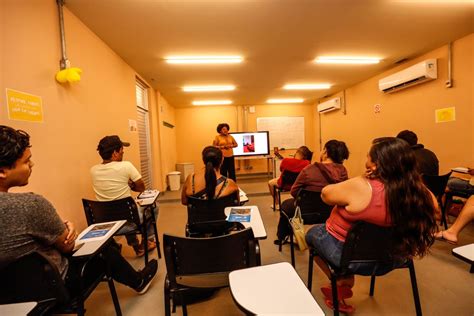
167;171;181;191
176;163;195;182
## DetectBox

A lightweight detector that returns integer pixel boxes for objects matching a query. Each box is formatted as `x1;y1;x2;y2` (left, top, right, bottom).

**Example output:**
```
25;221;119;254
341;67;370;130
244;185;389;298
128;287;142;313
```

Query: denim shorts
305;224;405;276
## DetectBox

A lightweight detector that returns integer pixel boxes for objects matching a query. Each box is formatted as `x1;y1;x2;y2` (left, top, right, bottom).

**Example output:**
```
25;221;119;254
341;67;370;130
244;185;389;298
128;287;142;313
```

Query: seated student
267;146;313;210
305;137;437;313
0;126;157;295
90;135;157;257
275;140;349;243
397;130;439;176
447;168;474;196
435;195;474;245
181;146;239;205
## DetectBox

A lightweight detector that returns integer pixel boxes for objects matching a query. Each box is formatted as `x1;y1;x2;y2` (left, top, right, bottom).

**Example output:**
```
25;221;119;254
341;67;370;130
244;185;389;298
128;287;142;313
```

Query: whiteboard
257;117;305;149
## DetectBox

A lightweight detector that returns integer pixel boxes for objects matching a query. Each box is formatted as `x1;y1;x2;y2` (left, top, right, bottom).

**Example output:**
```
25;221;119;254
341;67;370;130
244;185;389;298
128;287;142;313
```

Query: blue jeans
305;224;405;276
448;178;474;195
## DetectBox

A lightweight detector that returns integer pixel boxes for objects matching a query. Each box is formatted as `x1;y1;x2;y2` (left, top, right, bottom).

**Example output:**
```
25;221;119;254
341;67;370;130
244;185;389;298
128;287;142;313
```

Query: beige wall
318;33;474;177
0;1;167;229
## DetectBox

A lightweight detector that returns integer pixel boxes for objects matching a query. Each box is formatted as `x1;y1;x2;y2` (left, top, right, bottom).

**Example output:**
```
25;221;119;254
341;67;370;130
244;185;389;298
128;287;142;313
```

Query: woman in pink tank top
305;137;438;313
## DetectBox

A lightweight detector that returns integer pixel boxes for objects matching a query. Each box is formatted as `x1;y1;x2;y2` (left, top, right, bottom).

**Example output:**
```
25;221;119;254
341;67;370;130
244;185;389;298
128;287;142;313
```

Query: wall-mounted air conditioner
317;97;341;113
379;59;437;93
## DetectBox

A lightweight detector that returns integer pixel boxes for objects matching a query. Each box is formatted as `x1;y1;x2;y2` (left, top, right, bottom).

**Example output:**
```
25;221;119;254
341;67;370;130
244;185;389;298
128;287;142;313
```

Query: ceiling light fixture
283;84;331;90
315;57;381;64
183;85;236;92
165;56;243;64
267;98;304;104
192;100;233;106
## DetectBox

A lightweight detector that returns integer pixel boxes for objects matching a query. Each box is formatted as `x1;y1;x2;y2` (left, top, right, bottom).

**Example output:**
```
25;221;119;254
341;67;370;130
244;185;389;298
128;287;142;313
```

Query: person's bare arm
321;176;372;213
53;222;77;254
129;178;145;192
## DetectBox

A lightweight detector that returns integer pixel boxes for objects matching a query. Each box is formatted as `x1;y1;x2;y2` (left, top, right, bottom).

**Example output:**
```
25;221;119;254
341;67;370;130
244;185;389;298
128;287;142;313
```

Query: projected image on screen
243;135;255;153
230;131;269;157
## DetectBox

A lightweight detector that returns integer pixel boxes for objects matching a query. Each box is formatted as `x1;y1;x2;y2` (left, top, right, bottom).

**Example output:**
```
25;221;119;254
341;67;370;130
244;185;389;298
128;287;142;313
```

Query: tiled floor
85;179;474;315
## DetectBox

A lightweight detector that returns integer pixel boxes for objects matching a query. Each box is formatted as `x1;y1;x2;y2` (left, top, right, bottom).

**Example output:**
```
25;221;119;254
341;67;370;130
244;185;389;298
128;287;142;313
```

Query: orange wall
0;1;167;229
175;105;239;171
319;33;473;177
156;92;178;188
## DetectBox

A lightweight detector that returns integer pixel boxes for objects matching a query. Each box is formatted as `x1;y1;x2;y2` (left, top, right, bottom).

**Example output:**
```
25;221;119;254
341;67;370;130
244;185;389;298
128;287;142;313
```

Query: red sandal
320;285;353;299
324;298;355;314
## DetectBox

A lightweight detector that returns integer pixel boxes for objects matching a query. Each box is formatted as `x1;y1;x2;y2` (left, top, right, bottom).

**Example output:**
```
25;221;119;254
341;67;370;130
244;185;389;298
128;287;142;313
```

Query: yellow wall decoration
6;88;44;123
435;107;456;123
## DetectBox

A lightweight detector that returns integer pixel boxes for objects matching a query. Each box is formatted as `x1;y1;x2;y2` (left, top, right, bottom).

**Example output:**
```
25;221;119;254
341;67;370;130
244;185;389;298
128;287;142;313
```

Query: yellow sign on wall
435;107;455;123
6;88;44;123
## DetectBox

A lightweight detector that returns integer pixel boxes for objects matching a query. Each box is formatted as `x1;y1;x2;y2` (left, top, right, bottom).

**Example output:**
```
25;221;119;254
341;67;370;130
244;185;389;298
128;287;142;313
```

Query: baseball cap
97;135;130;154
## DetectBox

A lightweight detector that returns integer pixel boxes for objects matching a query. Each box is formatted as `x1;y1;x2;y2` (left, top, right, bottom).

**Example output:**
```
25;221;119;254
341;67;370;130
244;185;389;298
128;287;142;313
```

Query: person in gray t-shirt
0;125;157;295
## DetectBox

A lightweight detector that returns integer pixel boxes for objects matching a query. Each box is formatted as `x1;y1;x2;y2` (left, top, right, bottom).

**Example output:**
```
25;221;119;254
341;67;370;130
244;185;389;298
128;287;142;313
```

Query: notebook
227;207;252;222
73;220;126;257
137;189;160;206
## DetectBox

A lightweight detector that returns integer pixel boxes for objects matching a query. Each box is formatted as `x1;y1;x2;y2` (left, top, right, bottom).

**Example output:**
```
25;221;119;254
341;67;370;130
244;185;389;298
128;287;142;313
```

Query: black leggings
277;198;297;240
221;156;236;181
65;242;142;296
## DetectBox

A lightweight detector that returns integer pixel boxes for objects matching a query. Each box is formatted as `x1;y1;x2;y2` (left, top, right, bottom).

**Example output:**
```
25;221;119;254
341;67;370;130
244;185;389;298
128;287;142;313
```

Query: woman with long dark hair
213;123;238;181
181;146;239;205
305;137;437;313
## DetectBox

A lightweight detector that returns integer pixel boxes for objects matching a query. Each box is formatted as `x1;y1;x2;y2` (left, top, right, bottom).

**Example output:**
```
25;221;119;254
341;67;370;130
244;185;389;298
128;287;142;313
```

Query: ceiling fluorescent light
315;57;381;64
165;56;243;64
183;85;236;92
192;100;233;106
284;84;331;90
267;98;304;104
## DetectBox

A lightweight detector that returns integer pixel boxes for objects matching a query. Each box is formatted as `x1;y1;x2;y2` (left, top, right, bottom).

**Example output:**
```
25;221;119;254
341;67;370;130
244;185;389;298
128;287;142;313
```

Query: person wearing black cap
90;135;157;257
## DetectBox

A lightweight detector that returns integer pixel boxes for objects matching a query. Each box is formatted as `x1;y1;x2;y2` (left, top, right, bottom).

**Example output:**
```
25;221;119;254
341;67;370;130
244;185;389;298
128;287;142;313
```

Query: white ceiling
65;0;473;107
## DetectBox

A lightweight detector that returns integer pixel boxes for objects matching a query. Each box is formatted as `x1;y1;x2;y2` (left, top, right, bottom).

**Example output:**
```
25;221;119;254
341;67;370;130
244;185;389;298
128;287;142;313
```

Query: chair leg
164;278;171;316
181;292;188;316
273;189;277;211
278;239;282;252
470;264;474;274
143;226;149;265
408;260;422;316
151;205;162;259
289;232;295;268
107;278;122;316
369;275;376;296
331;274;339;316
308;250;314;291
442;195;450;230
277;190;281;210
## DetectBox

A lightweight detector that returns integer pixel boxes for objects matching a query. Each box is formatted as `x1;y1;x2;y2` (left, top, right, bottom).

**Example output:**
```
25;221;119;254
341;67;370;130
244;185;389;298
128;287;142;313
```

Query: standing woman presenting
213;123;238;181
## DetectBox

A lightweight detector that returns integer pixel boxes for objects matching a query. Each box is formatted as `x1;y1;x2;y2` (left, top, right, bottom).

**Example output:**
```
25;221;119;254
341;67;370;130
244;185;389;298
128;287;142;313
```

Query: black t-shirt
412;144;439;176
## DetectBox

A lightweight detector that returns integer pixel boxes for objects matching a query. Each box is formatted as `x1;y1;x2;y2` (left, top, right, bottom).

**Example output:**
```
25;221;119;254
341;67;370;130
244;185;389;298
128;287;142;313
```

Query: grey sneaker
135;259;158;294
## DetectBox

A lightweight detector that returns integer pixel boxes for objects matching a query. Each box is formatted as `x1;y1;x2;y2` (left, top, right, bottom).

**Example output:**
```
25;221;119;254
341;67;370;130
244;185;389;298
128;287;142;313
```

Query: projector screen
230;131;270;157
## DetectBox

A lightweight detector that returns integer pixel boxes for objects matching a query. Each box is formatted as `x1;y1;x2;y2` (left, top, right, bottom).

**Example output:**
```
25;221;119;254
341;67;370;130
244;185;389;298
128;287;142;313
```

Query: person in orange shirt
213;123;238;181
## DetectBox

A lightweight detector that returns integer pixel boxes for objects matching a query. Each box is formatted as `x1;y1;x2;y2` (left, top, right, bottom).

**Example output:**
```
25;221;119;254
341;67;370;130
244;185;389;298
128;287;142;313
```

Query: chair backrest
340;221;396;273
0;251;69;306
296;189;333;224
187;192;239;223
164;228;258;287
82;197;141;226
280;170;300;191
422;172;452;201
